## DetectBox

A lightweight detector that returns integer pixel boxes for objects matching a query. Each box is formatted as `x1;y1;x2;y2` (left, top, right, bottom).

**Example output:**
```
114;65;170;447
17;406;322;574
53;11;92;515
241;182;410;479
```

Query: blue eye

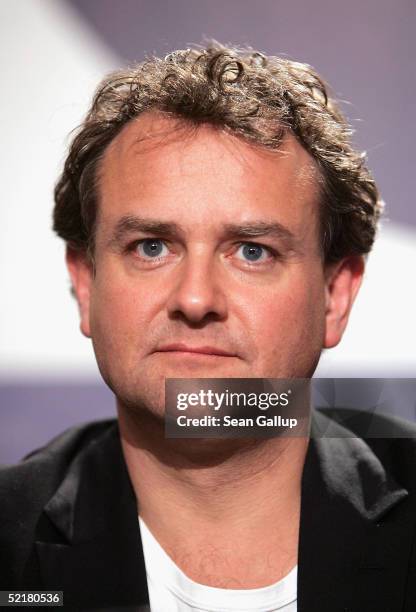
236;243;271;263
136;239;168;258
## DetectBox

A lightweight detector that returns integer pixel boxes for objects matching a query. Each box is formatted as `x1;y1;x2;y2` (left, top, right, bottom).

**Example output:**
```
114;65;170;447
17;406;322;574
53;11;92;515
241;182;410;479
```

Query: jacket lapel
298;409;412;612
35;424;149;610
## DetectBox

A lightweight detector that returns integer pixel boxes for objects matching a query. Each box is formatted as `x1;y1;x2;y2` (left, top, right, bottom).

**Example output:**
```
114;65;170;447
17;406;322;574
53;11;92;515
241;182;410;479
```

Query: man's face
68;113;362;416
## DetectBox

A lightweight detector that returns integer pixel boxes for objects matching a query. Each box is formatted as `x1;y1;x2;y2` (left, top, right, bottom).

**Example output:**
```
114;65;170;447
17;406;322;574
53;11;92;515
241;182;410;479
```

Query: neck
118;402;309;588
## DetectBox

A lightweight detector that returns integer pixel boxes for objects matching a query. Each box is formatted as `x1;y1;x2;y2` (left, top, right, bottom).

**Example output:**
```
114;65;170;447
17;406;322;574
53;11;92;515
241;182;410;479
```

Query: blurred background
1;0;415;462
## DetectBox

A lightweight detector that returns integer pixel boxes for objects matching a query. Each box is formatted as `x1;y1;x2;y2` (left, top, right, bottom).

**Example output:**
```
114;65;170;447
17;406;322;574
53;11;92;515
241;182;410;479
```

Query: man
1;43;416;611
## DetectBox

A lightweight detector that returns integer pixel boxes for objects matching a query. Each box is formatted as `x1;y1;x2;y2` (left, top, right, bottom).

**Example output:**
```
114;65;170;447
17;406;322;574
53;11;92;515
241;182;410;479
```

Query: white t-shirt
138;516;297;612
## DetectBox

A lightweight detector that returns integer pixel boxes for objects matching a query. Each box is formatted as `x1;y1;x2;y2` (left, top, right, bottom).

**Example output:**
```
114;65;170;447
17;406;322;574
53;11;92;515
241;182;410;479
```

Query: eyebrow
222;221;295;243
107;215;296;249
107;215;183;249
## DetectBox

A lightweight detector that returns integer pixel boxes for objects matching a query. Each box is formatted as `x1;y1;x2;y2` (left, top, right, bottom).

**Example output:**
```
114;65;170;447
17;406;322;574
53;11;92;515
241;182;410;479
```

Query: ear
324;255;365;349
66;246;94;338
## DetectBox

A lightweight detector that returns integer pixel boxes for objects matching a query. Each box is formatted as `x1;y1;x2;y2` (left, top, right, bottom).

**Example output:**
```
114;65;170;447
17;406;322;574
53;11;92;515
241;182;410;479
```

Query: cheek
88;271;152;359
246;272;326;365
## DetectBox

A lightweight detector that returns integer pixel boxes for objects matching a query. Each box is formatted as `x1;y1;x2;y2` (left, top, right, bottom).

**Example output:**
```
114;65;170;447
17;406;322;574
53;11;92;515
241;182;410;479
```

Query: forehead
97;112;320;237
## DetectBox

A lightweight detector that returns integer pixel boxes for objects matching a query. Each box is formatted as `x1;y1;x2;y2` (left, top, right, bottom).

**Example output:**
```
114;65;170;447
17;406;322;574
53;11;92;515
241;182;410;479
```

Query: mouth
153;343;237;357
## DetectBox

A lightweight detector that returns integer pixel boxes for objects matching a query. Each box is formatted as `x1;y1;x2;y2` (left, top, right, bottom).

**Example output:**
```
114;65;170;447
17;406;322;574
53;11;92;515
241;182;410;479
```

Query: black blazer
1;409;416;611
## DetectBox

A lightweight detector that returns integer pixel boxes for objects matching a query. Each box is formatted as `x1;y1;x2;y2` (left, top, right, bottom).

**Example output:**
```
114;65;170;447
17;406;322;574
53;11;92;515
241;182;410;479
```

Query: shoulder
315;407;416;491
0;419;117;488
0;420;117;556
0;418;117;503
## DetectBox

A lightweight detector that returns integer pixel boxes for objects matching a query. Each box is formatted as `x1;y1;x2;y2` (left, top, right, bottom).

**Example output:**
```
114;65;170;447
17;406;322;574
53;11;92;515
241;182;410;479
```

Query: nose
166;250;228;324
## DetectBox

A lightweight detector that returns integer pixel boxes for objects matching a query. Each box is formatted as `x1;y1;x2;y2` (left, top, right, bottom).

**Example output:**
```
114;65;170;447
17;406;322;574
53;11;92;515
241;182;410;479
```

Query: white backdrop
1;0;415;381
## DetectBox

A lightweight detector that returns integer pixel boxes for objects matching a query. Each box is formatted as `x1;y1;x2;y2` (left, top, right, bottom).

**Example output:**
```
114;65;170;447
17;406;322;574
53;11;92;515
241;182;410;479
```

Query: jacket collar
36;423;149;609
37;413;411;610
297;409;411;611
42;423;131;543
308;409;408;520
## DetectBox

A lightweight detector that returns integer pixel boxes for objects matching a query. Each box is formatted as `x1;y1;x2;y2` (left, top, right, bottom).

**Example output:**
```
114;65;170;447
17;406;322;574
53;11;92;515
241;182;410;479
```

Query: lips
154;343;236;357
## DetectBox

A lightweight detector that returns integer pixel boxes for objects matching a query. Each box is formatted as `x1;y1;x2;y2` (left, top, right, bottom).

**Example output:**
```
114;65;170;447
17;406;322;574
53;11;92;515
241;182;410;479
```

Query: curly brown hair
53;42;381;263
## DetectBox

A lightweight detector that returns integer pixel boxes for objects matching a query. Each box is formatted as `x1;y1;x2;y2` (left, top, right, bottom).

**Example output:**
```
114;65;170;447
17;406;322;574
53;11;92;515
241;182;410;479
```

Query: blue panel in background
0;383;116;464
